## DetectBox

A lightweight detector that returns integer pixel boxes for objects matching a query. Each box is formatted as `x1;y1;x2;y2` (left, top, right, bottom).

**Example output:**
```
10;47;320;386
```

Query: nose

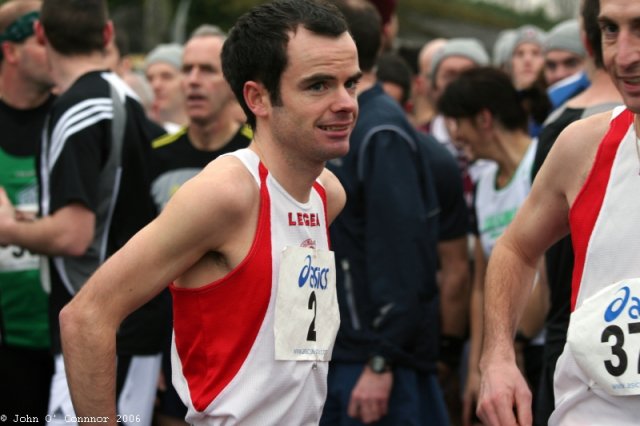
185;67;200;85
331;85;357;114
616;29;640;71
148;77;161;92
556;65;569;80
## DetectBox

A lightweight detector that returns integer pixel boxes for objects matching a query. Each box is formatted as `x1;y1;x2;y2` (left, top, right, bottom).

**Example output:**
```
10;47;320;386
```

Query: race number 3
601;287;640;377
601;323;640;376
568;279;640;396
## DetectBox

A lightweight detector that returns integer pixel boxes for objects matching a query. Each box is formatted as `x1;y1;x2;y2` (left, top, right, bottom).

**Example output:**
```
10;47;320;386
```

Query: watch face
370;356;387;373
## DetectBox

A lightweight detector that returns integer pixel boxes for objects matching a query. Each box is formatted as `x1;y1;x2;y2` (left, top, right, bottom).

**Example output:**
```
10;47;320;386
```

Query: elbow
58;305;78;347
60;291;119;355
59;301;86;351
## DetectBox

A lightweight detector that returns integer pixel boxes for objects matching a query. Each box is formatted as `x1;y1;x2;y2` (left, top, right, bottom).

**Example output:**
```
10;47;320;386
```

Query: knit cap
511;25;546;54
544;19;586;57
143;43;184;71
492;29;517;68
430;38;489;82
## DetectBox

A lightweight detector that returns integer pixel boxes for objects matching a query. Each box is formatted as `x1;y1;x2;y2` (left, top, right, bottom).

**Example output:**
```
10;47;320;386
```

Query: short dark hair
582;0;603;69
438;67;528;132
41;0;108;55
222;0;348;129
376;52;412;104
333;0;381;72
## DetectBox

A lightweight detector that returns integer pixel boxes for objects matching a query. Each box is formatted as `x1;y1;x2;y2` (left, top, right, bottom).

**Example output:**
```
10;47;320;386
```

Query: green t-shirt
0;97;53;349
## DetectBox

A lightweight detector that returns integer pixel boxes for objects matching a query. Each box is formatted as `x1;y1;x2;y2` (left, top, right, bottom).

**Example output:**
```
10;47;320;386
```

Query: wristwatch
368;355;391;374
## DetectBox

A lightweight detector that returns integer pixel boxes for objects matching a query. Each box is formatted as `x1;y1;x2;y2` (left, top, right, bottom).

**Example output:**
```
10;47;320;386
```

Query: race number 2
274;246;340;362
307;291;317;342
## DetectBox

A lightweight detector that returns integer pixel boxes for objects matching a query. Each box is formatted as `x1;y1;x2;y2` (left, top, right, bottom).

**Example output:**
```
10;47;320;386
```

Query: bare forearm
479;243;536;368
57;247;150;425
4;219;72;256
60;301;118;424
0;206;94;256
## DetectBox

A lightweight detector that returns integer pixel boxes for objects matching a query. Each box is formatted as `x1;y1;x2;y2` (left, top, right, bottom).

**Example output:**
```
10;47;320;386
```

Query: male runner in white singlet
58;0;361;424
476;0;640;425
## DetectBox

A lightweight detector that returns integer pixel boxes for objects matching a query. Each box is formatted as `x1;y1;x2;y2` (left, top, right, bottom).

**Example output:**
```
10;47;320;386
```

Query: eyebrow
299;73;335;87
350;71;364;82
597;15;615;27
298;71;363;88
598;14;640;26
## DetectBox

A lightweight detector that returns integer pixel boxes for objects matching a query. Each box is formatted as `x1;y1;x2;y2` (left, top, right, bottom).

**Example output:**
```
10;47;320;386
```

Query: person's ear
476;108;493;130
35;20;46;46
244;81;270;120
1;41;17;64
103;20;114;49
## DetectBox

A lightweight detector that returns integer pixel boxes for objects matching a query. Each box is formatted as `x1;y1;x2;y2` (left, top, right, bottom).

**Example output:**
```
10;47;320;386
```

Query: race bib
0;203;41;277
0;244;39;272
568;278;640;395
274;246;340;361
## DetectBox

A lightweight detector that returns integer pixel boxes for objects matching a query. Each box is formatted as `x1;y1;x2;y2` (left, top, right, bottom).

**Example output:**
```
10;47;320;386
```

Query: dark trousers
321;362;449;426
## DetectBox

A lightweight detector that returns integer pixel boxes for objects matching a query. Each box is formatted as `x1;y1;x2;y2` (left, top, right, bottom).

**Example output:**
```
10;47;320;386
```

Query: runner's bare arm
59;156;259;423
477;113;609;425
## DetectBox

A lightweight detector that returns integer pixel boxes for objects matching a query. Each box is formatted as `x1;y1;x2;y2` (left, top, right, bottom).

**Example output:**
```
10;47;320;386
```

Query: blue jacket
548;71;590;109
328;83;441;372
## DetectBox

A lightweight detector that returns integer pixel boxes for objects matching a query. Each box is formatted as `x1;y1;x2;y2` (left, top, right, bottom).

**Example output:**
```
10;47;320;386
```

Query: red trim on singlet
569;109;634;311
169;162;272;412
312;181;331;249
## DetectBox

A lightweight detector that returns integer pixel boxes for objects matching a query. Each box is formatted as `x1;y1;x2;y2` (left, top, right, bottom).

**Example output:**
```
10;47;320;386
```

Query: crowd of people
0;0;638;425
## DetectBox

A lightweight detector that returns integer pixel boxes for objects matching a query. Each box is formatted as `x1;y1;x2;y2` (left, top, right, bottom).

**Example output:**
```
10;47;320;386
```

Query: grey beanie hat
430;38;490;82
143;43;184;71
544;19;586;57
511;25;546;54
492;29;517;68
